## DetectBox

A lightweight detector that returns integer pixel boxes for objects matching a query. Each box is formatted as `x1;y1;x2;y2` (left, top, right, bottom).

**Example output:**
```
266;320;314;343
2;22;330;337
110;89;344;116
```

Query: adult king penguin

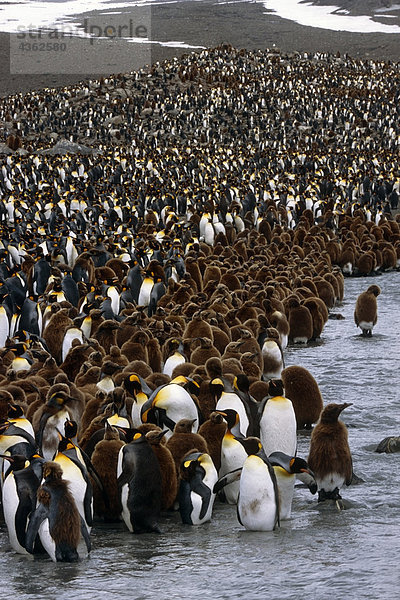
258;379;297;457
117;431;162;533
178;451;218;525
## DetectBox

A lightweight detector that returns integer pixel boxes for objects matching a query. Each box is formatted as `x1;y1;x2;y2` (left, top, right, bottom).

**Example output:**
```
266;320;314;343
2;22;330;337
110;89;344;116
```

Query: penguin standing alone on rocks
308;402;353;508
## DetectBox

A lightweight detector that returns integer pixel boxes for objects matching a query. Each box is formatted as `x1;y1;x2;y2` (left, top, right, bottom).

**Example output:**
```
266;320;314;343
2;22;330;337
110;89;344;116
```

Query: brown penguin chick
308;402;353;504
198;411;227;471
221;357;242;377
184;256;203;292
43;308;74;363
165;419;209;475
314;276;336;310
356;251;375;276
302;298;326;340
287;296;313;345
190;337;221;366
91;422;125;521
268;310;290;350
147;338;162;373
196;379;217;421
35;356;63;383
120;330;150;363
146;429;178;510
205;356;223;380
210;324;230;355
59;343;92;382
240;352;262;379
203;265;221;288
33;461;82;561
93;320;120;354
221;340;245;362
249;380;270;403
354;284;381;337
281;365;323;429
103;346;129;367
183;312;214;342
123;360;153;379
78;407;108;449
170;362;197;379
74;252;96;284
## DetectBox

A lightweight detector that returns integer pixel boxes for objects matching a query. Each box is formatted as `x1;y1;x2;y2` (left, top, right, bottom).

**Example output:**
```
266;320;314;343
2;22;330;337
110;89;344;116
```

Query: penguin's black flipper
14;470;40;548
80;516;91;553
190;469;212;521
178;480;192;525
213;468;242;494
25;503;48;554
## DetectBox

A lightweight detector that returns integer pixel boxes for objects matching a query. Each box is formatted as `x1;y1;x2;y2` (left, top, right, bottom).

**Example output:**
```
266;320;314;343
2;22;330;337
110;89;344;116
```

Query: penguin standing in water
354;284;381;337
53;422;93;535
268;451;316;520
215;437;280;531
216;409;248;505
308;403;353;508
1;453;45;555
117;431;162;533
26;461;91;562
145;428;177;511
258;379;297;458
178;451;218;525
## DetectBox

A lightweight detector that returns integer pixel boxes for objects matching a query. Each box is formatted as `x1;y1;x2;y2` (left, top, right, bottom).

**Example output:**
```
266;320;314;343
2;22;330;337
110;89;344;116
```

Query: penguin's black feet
318;488;342;502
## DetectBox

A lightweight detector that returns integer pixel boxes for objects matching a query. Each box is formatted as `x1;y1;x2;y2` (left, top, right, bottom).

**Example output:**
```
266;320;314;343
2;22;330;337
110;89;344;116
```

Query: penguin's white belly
219;438;247;504
97;377;115;394
62;328;83;363
163;354;185;378
259;402;297;457
39;519;57;562
358;320;374;330
2;476;30;555
274;468;295;520
120;483;133;532
138;279;153;307
238;457;277;531
317;472;345;493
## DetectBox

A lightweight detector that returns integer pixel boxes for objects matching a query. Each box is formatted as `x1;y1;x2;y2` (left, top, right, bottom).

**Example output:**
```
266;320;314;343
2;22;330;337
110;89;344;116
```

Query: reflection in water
0;273;399;598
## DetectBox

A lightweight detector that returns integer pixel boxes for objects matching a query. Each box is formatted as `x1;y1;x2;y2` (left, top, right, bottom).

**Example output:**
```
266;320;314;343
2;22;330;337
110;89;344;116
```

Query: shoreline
2;1;400;97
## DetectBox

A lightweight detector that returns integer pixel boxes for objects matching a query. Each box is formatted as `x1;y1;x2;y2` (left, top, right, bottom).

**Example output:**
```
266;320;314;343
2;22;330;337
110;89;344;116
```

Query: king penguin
308;402;353;508
117;431;162;533
215;436;280;531
215;409;248;504
178;451;218;525
1;453;45;555
268;451;316;520
258;379;297;458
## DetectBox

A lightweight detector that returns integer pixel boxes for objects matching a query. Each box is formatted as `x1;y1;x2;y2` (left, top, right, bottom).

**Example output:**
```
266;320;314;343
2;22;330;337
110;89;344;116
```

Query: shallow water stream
0;272;399;599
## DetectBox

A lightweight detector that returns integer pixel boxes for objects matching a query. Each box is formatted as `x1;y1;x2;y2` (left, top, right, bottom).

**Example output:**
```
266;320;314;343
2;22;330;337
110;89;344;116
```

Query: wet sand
1;0;400;97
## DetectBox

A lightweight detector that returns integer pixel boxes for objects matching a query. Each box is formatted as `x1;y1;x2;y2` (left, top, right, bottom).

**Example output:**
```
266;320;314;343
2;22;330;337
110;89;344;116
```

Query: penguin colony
0;44;399;558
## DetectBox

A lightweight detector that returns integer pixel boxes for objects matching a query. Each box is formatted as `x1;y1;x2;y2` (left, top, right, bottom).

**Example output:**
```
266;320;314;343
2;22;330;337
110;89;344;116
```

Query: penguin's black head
216;409;239;430
210;378;225;398
64;420;78;439
235;436;262;456
268;379;284;398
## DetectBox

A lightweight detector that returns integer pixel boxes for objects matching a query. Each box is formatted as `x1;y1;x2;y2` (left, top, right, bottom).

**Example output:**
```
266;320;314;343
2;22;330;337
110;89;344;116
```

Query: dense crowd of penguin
0;44;399;561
